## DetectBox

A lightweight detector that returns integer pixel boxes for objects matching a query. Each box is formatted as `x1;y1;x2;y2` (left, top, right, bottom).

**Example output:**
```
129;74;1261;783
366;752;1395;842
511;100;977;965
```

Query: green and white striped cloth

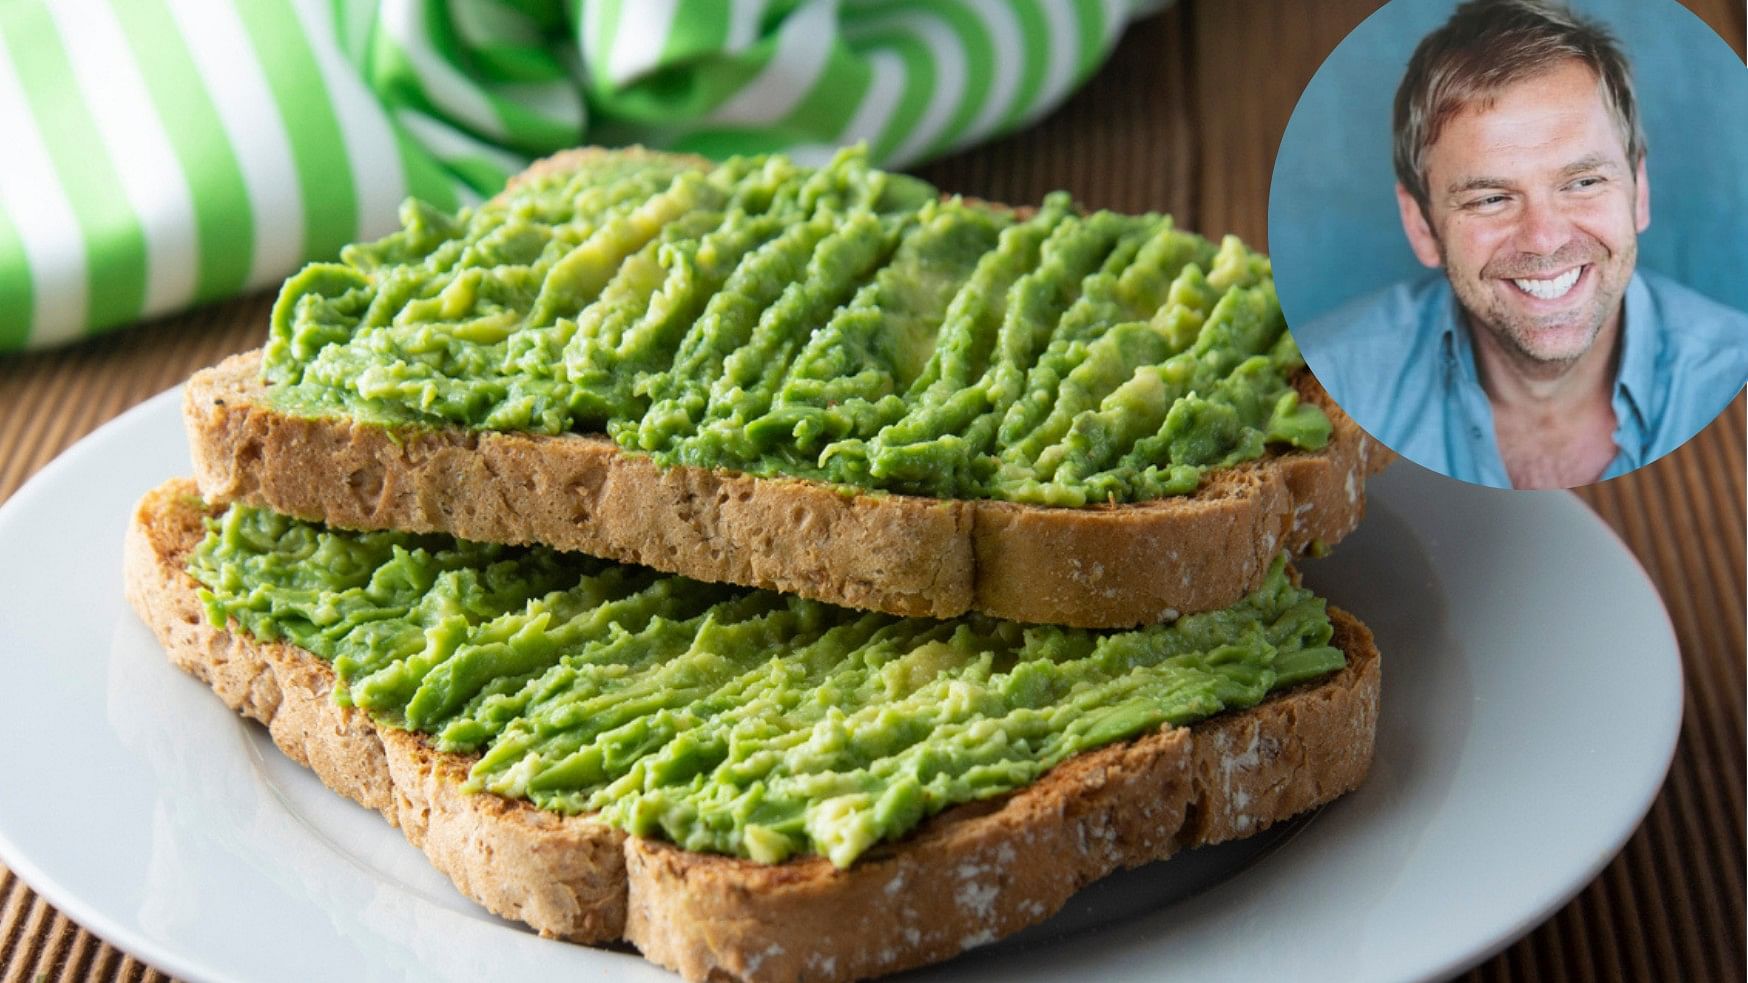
0;0;1162;353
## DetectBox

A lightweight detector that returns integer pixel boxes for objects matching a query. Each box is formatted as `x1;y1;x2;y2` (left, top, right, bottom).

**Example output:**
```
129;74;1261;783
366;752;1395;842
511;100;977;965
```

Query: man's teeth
1512;268;1581;300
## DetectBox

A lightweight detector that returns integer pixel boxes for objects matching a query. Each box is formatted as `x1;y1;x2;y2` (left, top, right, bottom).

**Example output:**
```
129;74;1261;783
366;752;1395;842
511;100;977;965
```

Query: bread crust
125;478;1381;982
186;351;1386;626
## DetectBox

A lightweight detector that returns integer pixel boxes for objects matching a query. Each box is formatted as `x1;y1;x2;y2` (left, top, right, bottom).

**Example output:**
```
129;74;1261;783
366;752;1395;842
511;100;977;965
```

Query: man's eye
1466;195;1509;211
1568;176;1607;191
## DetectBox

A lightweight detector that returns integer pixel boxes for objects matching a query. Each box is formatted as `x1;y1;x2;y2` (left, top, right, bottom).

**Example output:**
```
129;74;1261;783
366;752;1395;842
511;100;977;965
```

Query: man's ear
1634;155;1651;232
1395;182;1443;268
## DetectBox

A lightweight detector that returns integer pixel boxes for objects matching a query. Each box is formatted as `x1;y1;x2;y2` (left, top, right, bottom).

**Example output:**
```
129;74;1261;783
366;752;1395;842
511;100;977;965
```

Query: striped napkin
0;0;1161;353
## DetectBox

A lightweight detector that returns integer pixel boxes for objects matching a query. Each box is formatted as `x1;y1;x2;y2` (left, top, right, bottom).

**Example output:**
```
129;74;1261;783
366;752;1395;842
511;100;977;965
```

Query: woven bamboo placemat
2;2;1742;979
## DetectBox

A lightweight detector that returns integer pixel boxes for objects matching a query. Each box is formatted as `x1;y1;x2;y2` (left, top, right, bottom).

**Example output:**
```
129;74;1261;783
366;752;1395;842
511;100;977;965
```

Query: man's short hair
1393;0;1645;207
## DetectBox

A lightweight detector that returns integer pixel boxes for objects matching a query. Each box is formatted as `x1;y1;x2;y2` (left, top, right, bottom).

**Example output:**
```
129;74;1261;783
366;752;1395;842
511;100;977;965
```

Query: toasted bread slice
186;351;1385;627
125;478;1380;982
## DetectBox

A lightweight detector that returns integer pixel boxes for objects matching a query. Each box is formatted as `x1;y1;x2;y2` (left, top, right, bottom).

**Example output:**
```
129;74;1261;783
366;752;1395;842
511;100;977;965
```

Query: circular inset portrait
1270;0;1748;489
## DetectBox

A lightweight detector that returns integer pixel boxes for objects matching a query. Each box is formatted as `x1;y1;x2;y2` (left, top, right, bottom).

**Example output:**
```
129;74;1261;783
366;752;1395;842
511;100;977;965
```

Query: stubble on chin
1442;238;1631;374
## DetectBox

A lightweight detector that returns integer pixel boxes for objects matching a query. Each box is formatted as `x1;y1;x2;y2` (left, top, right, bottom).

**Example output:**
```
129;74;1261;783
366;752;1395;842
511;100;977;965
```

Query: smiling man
1302;0;1747;488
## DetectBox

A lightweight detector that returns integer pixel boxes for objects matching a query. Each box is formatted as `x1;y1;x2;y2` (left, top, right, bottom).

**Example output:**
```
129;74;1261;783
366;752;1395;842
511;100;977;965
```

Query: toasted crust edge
186;351;1386;626
124;478;1380;983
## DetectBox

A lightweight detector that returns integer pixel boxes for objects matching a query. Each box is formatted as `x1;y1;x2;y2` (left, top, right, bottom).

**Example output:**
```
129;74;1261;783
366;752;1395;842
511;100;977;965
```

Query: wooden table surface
2;1;1742;980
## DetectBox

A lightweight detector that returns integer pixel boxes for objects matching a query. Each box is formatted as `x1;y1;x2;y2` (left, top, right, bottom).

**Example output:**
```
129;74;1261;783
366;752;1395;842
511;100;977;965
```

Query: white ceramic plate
0;388;1680;983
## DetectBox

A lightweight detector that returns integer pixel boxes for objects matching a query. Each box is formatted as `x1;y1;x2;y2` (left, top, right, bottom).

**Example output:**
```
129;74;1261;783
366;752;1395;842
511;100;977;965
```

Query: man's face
1396;59;1651;369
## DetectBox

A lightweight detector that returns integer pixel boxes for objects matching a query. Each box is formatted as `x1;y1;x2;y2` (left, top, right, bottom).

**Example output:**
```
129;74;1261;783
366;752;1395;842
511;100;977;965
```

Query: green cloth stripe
1073;0;1107;83
479;81;584;152
366;22;456;139
449;1;556;81
0;202;32;351
586;0;628;90
620;0;838;159
417;1;575;153
1003;0;1050;131
369;4;514;148
2;4;144;335
289;0;415;245
590;43;774;123
774;41;872;143
662;0;730;63
854;30;935;164
891;1;996;159
465;43;567;86
332;0;375;68
412;3;509;132
764;0;808;23
443;157;519;198
232;0;357;264
0;0;1155;351
392;123;463;214
111;0;252;301
467;46;561;84
664;129;790;161
394;109;522;197
565;0;590;83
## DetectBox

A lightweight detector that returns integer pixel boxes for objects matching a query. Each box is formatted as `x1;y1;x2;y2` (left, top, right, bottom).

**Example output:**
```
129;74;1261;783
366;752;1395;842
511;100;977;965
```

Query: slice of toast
187;350;1386;628
125;478;1380;982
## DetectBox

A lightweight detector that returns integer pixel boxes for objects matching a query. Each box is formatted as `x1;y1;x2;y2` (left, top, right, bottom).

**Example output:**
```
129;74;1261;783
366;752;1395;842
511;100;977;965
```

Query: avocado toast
185;147;1386;628
125;479;1378;981
128;146;1385;980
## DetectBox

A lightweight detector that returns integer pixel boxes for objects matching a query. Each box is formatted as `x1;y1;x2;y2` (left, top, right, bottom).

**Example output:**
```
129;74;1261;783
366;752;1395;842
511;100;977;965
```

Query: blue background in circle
1268;0;1748;328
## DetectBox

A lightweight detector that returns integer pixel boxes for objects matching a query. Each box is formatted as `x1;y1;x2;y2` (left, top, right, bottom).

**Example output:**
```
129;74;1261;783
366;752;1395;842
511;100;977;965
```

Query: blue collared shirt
1297;270;1748;487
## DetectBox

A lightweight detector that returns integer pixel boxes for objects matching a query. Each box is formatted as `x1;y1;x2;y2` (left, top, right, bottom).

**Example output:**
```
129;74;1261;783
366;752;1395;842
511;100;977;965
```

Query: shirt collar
1433;280;1482;387
1433;271;1656;408
1611;272;1658;432
1433;270;1659;480
1429;277;1512;486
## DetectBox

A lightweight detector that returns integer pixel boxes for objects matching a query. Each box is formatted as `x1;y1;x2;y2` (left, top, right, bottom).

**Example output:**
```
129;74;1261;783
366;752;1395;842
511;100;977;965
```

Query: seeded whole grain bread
186;350;1385;627
125;478;1381;982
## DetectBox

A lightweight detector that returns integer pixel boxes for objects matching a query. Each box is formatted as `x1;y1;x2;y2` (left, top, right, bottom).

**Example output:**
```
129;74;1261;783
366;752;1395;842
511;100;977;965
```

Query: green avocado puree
264;148;1328;505
190;504;1345;867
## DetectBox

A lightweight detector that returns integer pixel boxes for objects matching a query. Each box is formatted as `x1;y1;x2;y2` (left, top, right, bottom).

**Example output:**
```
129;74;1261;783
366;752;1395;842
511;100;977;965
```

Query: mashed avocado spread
190;503;1344;867
265;148;1328;505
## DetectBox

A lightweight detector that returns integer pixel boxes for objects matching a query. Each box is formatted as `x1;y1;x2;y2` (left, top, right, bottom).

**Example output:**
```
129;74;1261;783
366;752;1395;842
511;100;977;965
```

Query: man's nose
1515;195;1574;255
